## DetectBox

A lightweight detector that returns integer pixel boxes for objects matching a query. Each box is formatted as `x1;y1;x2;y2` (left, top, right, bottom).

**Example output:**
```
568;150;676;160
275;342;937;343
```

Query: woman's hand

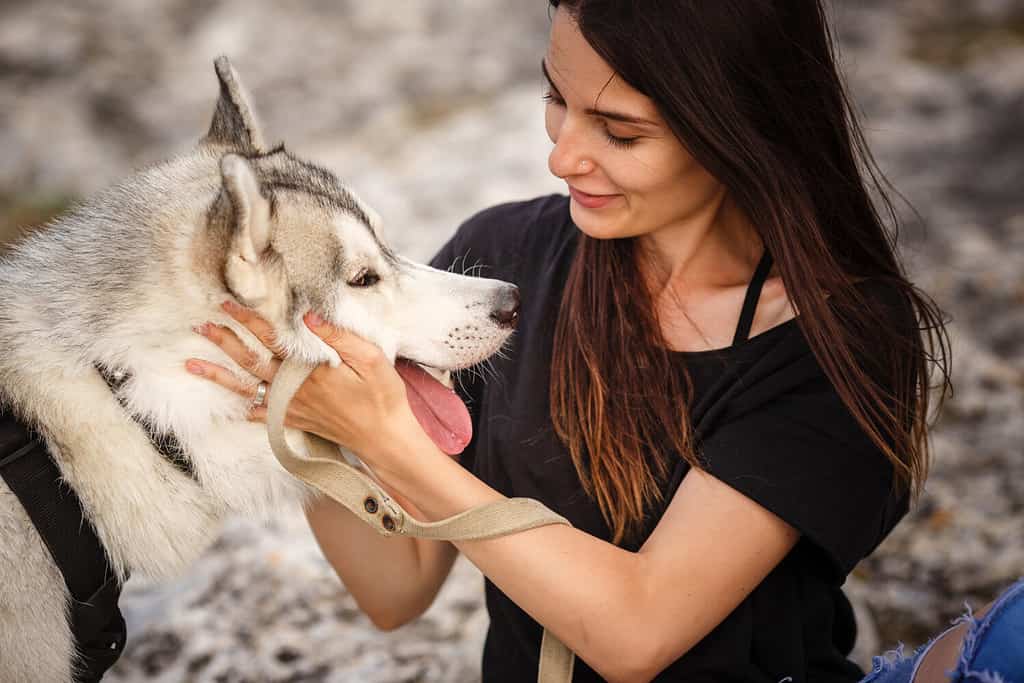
185;300;425;469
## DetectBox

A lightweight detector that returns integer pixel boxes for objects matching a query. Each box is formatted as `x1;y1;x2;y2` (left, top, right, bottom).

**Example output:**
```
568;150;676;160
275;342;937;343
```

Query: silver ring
250;381;268;409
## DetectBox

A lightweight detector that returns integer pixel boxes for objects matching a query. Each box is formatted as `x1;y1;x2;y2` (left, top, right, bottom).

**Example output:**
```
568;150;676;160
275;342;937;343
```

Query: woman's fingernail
186;360;205;376
306;312;324;327
192;323;209;336
222;300;239;313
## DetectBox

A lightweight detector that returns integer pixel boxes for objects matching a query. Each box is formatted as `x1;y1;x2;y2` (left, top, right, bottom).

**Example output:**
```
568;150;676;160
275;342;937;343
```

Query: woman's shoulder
459;193;571;231
431;193;574;282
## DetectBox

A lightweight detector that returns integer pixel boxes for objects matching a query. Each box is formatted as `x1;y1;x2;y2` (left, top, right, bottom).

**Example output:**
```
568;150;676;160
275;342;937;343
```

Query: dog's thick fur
0;57;516;681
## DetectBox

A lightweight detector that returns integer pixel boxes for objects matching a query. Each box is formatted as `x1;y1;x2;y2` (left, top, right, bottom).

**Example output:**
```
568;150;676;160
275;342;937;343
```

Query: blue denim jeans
861;577;1024;683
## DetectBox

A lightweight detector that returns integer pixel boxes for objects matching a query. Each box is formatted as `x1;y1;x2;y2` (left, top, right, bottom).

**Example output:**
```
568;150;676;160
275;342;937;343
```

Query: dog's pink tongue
395;359;472;456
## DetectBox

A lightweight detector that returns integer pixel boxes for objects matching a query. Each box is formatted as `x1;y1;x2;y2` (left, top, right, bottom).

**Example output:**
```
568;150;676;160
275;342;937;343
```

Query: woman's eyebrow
541;59;563;96
541;59;658;127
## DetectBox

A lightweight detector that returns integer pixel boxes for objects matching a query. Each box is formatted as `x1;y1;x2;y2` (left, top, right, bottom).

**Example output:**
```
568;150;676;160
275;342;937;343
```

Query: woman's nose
547;123;591;180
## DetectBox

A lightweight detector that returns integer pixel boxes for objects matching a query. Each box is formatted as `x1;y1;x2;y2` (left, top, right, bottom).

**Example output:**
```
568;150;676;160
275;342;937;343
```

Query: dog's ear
204;56;266;153
221;154;272;306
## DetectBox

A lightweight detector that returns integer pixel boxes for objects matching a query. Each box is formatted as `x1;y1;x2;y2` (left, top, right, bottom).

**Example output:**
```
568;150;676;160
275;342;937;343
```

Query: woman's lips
569;186;621;209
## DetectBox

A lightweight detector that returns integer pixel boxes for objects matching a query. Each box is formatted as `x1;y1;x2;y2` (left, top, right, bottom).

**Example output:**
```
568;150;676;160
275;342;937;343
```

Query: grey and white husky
0;57;518;681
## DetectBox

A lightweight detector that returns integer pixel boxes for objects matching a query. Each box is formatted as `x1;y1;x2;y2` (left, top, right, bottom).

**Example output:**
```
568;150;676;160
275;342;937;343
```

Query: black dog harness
0;363;198;681
0;407;127;681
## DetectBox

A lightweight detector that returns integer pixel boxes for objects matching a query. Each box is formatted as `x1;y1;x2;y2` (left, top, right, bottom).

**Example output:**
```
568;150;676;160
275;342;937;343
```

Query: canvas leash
266;358;576;683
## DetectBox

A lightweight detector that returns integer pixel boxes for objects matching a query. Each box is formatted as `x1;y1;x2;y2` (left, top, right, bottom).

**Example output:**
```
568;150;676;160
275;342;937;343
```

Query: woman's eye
604;129;639;149
348;270;380;288
542;88;637;148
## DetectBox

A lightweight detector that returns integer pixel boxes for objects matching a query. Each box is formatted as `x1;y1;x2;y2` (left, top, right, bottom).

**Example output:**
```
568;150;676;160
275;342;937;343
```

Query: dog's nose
489;285;520;329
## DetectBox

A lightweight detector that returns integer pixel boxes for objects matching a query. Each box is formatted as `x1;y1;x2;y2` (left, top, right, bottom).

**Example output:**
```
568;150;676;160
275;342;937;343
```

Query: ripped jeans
861;577;1024;683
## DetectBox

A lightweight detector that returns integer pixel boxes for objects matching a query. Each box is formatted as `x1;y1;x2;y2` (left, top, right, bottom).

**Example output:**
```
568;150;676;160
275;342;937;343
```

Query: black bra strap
732;248;774;345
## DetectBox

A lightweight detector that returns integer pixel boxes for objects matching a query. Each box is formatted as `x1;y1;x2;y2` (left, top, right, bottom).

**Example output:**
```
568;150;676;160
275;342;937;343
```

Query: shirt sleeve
697;370;909;582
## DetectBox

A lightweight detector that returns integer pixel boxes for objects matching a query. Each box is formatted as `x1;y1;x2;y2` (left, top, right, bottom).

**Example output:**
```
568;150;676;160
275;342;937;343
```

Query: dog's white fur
0;57;516;681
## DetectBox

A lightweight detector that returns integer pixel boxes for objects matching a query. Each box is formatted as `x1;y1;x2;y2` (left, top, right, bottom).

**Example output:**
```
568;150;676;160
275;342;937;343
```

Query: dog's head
201;57;518;453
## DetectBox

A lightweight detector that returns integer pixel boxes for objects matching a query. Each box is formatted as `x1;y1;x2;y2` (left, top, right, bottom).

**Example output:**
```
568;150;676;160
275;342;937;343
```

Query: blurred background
0;0;1021;680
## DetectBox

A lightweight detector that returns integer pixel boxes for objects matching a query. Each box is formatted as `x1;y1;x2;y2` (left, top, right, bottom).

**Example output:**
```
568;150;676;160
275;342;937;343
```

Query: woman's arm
186;316;458;631
373;431;799;683
305;486;458;631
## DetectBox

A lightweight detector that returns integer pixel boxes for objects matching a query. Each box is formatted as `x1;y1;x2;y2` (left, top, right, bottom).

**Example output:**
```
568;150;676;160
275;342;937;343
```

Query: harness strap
94;363;198;481
0;407;126;682
267;359;575;683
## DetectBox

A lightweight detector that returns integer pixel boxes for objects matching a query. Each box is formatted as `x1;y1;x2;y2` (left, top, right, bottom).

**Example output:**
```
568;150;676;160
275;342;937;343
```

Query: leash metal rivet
363;497;378;514
382;515;396;532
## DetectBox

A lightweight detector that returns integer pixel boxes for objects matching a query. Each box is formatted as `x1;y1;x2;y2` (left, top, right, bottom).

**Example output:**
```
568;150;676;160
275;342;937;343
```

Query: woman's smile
568;185;622;209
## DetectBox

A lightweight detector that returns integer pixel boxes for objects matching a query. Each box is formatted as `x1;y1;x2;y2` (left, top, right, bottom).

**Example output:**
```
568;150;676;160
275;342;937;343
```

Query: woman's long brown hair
548;0;952;545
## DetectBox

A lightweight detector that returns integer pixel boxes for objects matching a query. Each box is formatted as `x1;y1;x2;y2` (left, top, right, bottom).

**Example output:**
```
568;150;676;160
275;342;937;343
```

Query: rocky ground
0;0;1021;680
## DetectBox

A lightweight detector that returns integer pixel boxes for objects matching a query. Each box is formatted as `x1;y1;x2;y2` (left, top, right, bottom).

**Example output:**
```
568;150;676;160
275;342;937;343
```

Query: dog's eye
348;270;380;288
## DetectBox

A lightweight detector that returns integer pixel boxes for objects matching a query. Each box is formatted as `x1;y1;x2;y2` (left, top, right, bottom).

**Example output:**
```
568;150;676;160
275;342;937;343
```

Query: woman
187;2;1022;681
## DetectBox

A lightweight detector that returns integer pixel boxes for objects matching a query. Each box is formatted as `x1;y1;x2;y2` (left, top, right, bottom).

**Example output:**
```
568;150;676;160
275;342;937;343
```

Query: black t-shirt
428;195;910;683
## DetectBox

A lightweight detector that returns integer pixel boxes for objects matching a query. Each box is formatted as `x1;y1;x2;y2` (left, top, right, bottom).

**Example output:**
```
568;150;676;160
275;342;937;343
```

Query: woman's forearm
459;521;653;683
305;488;458;631
376;438;660;682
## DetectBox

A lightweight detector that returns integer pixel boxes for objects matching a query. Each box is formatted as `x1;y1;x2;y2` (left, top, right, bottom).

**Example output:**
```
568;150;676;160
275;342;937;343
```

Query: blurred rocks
114;514;488;683
0;0;1020;679
832;0;1024;656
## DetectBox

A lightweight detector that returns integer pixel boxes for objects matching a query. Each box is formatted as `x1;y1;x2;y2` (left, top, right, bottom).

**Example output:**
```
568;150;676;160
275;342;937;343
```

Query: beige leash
266;358;576;683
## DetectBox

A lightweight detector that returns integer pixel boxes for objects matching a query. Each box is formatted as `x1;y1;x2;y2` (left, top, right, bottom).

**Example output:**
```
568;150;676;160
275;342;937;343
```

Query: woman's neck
635;190;764;302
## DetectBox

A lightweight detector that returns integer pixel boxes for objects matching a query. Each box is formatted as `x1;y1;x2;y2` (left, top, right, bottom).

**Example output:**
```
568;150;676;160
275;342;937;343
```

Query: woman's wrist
322;406;421;473
367;423;442;495
370;428;503;522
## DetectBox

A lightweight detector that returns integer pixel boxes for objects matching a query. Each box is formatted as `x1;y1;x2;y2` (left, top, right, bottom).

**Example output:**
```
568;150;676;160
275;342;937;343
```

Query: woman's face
544;8;723;241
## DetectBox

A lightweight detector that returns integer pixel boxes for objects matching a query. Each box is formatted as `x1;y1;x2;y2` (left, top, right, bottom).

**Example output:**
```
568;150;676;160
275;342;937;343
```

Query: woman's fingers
221;300;289;358
194;319;281;382
186;359;275;425
304;311;388;377
186;358;264;402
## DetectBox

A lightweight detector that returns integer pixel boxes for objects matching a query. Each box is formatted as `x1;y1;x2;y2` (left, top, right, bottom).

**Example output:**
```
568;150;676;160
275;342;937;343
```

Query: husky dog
0;57;518;682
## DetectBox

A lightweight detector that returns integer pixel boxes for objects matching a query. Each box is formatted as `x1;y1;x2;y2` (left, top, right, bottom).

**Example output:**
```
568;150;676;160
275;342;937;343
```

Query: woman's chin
569;203;630;240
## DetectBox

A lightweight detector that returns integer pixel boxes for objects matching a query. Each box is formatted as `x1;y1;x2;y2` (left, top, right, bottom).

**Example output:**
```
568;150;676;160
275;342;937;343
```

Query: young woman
188;2;1023;681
